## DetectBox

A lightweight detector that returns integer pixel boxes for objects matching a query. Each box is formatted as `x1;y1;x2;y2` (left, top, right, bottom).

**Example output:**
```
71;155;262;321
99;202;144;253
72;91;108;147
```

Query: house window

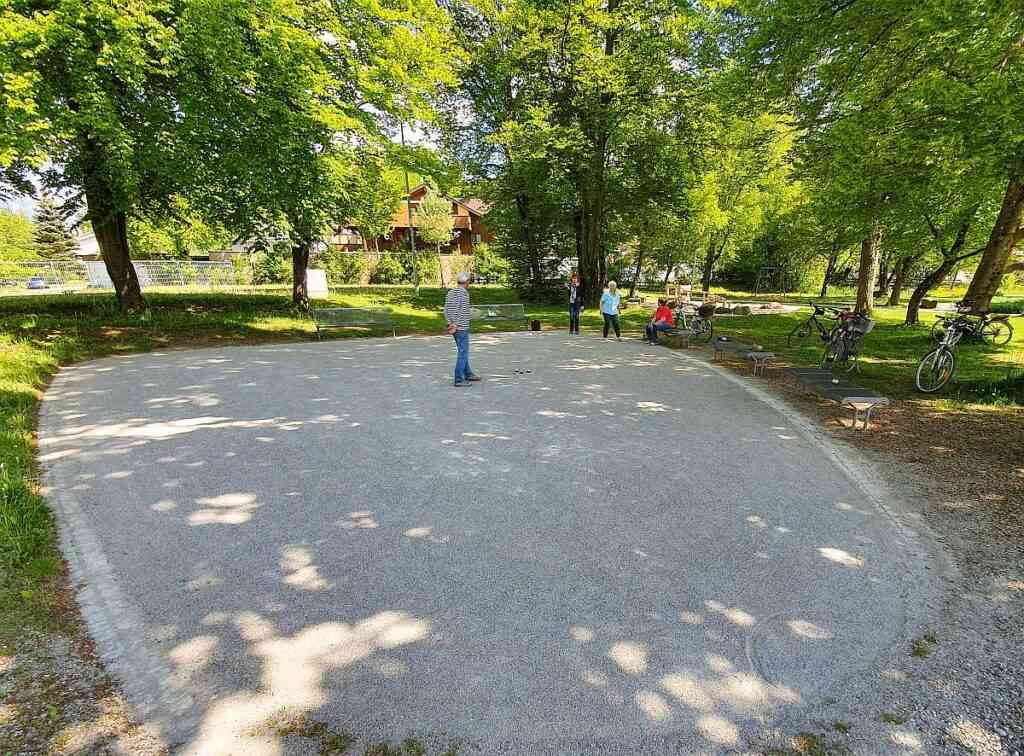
472;234;481;244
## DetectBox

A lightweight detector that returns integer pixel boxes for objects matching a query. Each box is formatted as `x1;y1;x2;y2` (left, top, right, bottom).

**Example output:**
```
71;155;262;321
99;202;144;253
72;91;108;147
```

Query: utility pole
400;122;420;294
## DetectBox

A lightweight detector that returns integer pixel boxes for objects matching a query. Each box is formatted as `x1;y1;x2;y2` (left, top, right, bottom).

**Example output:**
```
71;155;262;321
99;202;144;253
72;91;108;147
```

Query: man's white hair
457;271;471;284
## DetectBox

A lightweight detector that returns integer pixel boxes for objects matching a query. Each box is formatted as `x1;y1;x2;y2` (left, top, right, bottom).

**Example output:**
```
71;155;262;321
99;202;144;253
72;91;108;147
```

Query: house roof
407;183;488;216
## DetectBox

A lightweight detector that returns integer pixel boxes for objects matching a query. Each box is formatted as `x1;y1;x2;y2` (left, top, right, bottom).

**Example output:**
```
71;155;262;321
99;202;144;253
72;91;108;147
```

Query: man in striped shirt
444;271;480;387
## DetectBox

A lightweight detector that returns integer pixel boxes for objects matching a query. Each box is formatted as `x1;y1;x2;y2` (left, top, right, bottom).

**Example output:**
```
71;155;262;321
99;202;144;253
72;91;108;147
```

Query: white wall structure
307;268;329;299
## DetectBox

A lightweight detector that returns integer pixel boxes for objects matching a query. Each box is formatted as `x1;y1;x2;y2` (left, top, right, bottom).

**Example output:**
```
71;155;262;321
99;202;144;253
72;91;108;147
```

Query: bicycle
931;306;1015;347
917;315;968;393
821;311;874;372
787;302;845;347
675;302;715;343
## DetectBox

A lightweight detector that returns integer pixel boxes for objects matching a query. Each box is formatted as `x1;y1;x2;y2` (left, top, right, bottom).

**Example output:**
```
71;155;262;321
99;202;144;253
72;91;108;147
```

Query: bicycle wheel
915;347;956;393
843;340;861;372
787;320;813;347
698;318;713;343
931;319;947;343
980;320;1013;347
820;336;846;367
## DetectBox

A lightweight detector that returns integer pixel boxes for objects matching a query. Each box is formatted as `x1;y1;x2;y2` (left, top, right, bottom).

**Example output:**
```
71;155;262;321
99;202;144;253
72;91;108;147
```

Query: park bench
312;307;396;339
469;303;530;329
788;367;891;430
712;338;776;377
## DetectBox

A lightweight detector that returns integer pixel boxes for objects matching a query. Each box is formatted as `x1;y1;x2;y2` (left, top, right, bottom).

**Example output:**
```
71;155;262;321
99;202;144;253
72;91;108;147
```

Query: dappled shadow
38;332;929;753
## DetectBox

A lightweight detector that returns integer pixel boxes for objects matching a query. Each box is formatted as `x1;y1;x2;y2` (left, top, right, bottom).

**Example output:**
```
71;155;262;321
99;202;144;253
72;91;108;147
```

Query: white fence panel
1;259;237;291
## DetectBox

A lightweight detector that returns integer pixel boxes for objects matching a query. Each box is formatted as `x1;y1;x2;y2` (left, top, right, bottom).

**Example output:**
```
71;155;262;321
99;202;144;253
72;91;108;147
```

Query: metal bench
712;339;776;377
788;368;890;430
469;303;529;329
312;307;396;339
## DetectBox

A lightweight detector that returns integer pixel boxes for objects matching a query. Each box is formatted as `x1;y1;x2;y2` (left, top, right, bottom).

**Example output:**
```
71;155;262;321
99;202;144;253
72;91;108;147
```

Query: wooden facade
328;184;491;255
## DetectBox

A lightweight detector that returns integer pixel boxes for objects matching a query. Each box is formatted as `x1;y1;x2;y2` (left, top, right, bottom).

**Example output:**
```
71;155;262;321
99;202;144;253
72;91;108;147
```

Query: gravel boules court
38;332;937;754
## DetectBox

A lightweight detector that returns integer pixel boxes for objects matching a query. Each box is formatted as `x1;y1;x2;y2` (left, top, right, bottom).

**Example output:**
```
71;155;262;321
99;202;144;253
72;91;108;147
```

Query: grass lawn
707;304;1024;404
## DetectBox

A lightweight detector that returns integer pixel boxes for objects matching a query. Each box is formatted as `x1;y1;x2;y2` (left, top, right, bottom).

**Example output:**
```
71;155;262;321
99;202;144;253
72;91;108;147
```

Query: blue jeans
569;304;582;333
453;328;472;383
646;322;671;342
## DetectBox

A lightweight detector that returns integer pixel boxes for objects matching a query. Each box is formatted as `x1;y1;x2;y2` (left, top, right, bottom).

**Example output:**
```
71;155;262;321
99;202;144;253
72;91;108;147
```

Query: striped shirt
444;286;472;330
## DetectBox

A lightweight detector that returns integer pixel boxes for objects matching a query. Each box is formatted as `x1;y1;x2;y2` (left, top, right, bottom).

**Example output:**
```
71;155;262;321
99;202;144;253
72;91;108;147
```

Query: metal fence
0;259;242;291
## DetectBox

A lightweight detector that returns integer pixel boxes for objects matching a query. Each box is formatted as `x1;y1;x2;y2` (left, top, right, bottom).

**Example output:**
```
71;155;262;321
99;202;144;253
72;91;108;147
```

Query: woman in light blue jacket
600;281;622;340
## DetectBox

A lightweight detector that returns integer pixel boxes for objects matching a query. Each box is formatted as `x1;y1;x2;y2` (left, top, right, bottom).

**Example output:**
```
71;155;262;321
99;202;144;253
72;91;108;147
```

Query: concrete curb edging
40;368;200;750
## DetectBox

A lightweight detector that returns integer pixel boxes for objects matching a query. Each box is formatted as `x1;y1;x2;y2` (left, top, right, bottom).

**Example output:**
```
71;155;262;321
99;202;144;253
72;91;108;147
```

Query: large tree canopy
736;0;1024;312
0;0;457;309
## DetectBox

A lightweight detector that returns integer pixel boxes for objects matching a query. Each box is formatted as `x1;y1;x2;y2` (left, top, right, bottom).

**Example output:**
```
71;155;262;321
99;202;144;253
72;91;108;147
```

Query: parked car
27;275;48;290
0;279;18;287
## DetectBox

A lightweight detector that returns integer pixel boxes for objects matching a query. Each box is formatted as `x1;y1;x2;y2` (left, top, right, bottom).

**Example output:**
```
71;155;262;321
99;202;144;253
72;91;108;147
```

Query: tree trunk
516;194;542;286
820;241;840;298
962;173;1024;313
876;259;890;295
578;181;605;306
887;256;910;306
855;225;882;313
700;234;728;293
628;238;646;298
905;258;955;325
291;239;311;307
84;166;144;312
906;218;976;325
573;207;583;266
700;236;717;293
576;0;617;307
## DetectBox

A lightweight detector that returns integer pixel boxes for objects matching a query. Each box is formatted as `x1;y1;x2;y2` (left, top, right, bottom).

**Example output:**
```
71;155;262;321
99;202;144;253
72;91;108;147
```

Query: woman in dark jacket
567;273;584;334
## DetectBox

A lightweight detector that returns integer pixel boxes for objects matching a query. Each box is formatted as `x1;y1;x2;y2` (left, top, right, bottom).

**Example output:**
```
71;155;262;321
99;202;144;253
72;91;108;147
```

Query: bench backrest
469;304;527;321
314;307;393;326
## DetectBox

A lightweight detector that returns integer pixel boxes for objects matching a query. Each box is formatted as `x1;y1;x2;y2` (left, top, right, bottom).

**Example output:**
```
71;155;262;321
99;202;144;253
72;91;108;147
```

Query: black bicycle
917;314;968;393
821;311;874;372
788;302;844;347
931;307;1015;347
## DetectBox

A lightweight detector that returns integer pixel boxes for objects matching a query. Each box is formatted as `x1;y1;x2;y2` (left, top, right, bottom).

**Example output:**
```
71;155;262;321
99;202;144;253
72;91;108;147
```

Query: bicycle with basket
674;301;716;343
821;310;875;373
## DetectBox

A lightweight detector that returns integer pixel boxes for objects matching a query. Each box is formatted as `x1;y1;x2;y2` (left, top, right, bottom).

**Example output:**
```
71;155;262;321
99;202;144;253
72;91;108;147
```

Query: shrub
369;254;406;284
251;251;289;284
392;250;439;285
473;243;509;284
321;250;367;285
990;298;1024;314
231;255;253;285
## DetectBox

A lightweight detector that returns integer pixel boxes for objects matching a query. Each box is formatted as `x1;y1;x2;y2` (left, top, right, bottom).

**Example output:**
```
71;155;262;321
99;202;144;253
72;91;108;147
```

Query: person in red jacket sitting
645;299;674;344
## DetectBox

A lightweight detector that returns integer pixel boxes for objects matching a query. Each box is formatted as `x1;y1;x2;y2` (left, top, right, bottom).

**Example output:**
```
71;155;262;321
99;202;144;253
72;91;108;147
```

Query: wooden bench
712;339;776;376
469;303;529;329
312;307;396;339
788;367;890;430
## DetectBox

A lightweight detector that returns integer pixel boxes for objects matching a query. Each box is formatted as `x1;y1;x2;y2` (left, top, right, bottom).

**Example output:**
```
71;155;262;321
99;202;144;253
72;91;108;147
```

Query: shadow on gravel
38;336;928;754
